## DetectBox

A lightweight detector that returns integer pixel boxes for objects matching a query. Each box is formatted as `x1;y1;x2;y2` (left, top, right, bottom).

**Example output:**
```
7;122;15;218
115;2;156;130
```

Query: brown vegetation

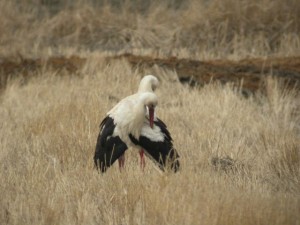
1;54;300;95
0;0;300;58
0;0;300;225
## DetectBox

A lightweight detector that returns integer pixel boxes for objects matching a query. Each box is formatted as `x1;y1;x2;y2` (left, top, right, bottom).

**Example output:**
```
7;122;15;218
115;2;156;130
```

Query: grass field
1;0;300;58
0;1;300;225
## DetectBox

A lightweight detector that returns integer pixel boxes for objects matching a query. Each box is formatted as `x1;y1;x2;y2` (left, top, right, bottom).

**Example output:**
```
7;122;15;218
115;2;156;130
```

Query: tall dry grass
0;57;299;224
0;0;300;59
1;0;300;224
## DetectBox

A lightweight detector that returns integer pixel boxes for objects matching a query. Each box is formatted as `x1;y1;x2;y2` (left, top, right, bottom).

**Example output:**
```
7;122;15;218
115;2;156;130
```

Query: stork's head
139;92;158;128
138;75;159;93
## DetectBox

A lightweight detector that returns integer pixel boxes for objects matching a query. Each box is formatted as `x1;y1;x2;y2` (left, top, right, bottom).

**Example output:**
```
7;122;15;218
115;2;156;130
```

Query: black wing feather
155;118;172;142
129;117;180;172
94;116;128;172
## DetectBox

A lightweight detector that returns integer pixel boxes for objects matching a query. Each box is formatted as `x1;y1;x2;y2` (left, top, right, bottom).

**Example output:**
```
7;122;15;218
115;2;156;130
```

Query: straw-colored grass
1;0;300;224
0;57;299;224
0;0;300;59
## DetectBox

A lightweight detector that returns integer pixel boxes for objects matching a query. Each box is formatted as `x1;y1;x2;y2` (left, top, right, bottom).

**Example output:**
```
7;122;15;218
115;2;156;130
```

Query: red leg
118;153;125;171
139;149;146;170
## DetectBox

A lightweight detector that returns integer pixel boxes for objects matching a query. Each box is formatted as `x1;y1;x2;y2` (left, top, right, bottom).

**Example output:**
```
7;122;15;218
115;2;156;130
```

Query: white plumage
108;92;158;147
94;75;180;172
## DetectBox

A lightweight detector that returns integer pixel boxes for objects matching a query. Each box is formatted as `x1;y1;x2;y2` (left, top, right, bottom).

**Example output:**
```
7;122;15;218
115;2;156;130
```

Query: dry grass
1;0;300;224
0;57;299;224
0;0;300;59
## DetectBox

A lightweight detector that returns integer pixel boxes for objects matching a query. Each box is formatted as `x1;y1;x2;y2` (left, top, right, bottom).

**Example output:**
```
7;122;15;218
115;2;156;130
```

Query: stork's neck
130;103;147;139
138;81;153;93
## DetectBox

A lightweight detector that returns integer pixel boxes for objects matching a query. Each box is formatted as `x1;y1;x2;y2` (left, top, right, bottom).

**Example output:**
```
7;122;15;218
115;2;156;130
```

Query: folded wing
129;118;180;172
94;116;128;172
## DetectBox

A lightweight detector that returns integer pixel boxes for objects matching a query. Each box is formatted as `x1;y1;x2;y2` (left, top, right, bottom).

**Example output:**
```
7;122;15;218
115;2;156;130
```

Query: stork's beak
149;106;154;128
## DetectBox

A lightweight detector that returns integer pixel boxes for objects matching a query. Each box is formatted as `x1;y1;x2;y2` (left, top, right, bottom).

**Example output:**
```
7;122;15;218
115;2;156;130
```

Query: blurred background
1;0;300;58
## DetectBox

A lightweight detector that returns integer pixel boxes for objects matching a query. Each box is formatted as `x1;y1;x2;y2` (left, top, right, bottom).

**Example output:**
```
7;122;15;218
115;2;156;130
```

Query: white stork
105;75;159;168
136;75;159;167
94;75;180;172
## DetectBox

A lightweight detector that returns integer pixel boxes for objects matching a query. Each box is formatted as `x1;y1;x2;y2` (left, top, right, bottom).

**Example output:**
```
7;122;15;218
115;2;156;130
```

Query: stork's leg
118;153;125;171
139;149;146;170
